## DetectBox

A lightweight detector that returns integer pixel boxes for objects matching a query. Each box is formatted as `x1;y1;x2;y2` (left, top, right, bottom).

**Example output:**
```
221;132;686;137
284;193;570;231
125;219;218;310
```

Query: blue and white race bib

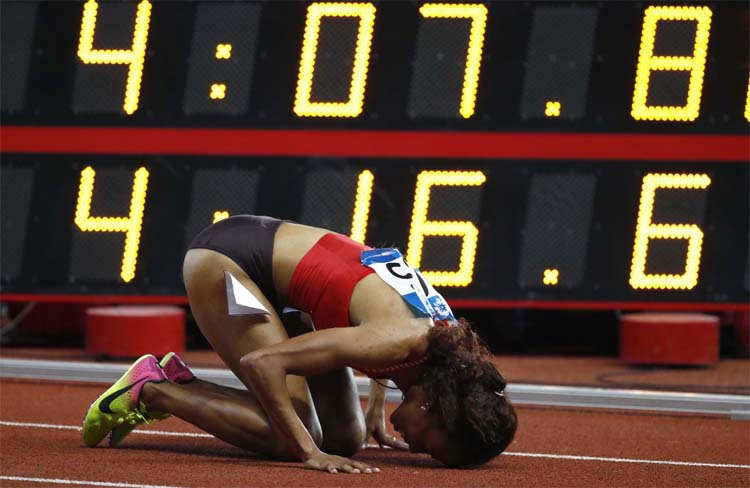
361;248;456;322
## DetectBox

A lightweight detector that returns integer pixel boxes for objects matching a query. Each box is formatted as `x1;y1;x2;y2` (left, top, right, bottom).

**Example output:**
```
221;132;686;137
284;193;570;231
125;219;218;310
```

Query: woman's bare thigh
184;247;365;453
182;249;315;414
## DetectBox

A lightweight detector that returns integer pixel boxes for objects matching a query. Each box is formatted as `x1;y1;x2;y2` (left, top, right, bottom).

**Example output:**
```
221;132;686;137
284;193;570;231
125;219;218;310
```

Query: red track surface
1;378;748;488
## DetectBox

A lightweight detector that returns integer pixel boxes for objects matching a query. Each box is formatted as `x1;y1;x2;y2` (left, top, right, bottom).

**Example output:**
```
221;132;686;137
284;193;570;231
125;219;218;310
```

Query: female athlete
82;215;517;473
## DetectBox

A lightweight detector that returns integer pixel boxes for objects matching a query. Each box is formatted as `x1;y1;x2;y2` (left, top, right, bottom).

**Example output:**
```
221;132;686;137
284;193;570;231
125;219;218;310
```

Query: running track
1;378;748;487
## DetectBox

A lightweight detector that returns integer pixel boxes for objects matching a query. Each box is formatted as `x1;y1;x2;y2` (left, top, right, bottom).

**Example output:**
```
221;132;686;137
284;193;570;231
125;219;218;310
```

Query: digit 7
419;3;488;119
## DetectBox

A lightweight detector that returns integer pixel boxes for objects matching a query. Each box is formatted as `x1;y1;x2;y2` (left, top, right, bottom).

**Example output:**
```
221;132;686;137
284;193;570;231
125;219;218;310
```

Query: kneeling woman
82;215;517;473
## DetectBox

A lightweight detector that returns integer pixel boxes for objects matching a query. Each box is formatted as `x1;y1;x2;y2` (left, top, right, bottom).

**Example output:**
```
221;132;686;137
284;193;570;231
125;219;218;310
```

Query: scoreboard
1;1;748;309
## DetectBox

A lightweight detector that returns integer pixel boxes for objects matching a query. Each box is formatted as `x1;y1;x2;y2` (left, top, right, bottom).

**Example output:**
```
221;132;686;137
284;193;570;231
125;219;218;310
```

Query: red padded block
86;305;185;358
620;312;719;366
735;311;749;356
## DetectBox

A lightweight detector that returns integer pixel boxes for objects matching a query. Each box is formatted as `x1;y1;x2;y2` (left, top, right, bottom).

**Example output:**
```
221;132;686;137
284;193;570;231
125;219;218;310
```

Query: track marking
504;451;750;469
0;420;212;438
3;420;749;470
0;475;185;488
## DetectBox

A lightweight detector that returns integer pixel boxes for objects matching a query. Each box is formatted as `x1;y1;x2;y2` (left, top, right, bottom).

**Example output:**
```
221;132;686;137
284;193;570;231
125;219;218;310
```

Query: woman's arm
239;324;414;472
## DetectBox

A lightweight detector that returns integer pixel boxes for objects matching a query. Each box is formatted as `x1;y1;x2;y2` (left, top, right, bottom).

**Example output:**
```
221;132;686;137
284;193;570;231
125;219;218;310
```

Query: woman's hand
364;403;409;450
303;450;378;474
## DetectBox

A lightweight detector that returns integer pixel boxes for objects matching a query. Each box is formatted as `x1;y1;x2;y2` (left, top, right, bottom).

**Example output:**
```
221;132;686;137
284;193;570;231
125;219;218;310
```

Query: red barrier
735;311;749;356
620;313;719;366
85;306;185;358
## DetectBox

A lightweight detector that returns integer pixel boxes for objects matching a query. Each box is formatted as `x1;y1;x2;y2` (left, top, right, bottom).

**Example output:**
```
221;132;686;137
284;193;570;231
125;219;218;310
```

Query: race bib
361;248;456;322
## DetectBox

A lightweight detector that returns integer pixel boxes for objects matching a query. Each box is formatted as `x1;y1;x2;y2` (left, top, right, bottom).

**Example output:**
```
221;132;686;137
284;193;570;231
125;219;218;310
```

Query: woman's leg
142;380;282;454
307;368;366;456
281;312;366;457
158;311;366;457
141;249;321;458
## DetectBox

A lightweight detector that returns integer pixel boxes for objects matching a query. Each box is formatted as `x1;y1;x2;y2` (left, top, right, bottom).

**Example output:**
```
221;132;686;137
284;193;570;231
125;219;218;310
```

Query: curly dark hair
421;318;517;467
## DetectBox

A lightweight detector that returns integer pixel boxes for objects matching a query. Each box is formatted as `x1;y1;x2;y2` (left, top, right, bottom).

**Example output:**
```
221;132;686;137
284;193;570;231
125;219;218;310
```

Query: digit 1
745;78;749;122
294;2;376;117
419;3;488;118
406;170;486;287
75;166;150;282
350;169;374;244
77;0;152;115
631;5;712;122
629;173;711;290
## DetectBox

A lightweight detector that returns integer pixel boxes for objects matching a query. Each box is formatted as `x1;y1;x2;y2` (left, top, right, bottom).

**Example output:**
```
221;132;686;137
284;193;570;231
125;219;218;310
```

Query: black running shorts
187;215;283;311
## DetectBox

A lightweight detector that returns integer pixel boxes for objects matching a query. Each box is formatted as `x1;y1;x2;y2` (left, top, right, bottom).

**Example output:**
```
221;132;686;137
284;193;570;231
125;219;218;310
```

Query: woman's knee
321;416;366;457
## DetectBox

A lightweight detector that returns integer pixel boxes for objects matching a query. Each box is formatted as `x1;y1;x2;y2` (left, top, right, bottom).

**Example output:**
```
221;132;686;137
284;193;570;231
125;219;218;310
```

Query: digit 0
75;166;150;282
419;3;488;118
294;2;376;117
406;170;486;287
629;173;711;290
631;5;712;122
77;0;152;115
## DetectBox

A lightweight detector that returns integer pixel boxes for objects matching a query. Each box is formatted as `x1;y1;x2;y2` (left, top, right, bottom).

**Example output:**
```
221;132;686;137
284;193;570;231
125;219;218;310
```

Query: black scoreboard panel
1;1;749;309
0;0;748;131
1;154;748;308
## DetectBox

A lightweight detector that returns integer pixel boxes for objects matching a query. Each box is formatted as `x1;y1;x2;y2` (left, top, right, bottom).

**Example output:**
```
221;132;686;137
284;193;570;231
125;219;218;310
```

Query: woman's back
272;221;421;328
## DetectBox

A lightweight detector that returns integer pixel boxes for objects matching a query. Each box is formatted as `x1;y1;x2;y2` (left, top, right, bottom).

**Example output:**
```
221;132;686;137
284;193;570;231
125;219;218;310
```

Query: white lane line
3;420;749;470
0;420;212;438
0;420;80;431
0;476;185;488
503;451;750;469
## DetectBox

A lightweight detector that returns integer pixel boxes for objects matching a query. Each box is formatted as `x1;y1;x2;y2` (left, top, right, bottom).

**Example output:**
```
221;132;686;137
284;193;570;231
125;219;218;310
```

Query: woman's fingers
352;461;374;473
308;455;378;474
383;434;409;451
374;428;409;451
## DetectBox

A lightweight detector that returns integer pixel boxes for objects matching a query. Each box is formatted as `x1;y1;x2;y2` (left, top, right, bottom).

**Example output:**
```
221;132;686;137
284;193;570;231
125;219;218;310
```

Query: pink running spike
160;352;195;383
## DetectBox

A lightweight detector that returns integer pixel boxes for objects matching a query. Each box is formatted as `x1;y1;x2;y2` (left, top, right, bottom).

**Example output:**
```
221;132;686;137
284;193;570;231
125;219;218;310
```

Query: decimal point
545;101;561;117
543;268;559;285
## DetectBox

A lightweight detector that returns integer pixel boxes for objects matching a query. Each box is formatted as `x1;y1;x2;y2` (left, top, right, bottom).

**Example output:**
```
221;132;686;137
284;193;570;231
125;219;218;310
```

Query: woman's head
390;318;517;467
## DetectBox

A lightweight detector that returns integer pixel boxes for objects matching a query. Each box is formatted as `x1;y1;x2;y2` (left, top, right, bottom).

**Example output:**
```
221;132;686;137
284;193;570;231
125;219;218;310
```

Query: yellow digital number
631;5;712;122
419;3;488;119
77;0;152;115
406;170;486;287
745;78;749;122
213;210;229;223
629;173;711;290
349;169;374;244
294;2;376;117
74;166;149;282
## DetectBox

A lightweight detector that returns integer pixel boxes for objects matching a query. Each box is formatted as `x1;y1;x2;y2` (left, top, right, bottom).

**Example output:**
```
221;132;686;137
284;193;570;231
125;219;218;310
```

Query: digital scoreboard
1;1;748;310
